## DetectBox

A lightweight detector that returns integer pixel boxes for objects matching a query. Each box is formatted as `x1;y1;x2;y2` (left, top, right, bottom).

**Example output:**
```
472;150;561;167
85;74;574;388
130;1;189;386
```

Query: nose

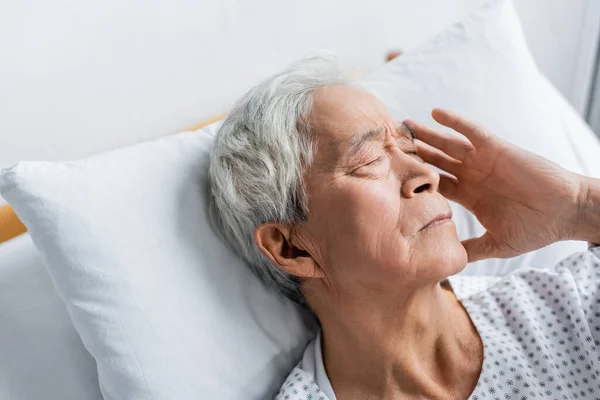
401;159;440;198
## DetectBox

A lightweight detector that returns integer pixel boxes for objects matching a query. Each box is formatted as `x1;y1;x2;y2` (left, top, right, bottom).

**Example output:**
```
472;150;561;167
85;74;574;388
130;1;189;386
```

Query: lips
421;211;453;231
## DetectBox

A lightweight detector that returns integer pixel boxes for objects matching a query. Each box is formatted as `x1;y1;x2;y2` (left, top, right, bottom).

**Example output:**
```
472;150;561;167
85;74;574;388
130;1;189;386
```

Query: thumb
461;232;498;263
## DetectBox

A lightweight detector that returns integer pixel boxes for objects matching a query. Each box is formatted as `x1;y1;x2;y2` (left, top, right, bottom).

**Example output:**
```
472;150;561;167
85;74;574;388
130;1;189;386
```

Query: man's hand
405;109;583;262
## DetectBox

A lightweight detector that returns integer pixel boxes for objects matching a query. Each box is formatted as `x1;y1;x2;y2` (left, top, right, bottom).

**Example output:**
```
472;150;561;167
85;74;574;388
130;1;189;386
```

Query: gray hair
208;56;346;306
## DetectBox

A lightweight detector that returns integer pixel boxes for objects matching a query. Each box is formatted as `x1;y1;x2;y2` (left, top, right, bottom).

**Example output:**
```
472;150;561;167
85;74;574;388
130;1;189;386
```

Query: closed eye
364;157;382;166
350;156;382;174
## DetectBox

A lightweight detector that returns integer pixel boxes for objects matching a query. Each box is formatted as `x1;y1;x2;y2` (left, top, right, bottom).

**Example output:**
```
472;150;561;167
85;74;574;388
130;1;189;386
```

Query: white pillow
0;235;103;400
0;125;319;400
2;1;599;399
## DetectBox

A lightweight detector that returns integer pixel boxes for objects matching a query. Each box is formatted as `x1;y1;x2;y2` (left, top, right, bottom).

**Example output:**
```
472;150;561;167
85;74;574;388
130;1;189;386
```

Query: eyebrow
347;122;414;155
347;125;386;155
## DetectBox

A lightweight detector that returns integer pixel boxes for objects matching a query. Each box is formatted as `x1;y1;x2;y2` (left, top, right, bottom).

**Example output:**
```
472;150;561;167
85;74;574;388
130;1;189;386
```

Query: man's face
294;85;467;297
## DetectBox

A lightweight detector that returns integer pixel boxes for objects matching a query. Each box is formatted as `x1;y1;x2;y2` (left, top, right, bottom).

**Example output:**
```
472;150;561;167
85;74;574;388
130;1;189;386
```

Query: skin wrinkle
255;85;482;399
320;121;413;174
347;124;415;170
238;68;600;398
346;125;386;156
464;145;561;255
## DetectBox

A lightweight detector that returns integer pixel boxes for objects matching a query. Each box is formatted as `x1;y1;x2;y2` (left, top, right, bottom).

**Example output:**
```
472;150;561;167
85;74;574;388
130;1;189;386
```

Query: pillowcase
2;0;599;399
1;124;318;400
0;234;103;400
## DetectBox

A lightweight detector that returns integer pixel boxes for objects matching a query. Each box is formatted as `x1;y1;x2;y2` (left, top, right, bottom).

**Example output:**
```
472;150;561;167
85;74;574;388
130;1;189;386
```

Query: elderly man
209;57;600;399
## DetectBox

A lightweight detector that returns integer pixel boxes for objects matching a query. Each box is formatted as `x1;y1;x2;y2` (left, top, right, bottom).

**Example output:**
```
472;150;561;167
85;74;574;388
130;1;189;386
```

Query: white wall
0;0;598;203
0;0;486;171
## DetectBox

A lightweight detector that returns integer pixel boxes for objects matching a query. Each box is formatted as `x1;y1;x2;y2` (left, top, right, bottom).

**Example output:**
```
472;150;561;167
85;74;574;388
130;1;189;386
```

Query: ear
254;223;324;279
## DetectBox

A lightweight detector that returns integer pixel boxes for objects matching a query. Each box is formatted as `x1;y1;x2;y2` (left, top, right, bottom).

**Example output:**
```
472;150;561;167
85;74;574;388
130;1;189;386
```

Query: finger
461;232;499;262
415;139;462;177
415;141;470;205
404;119;474;161
437;174;461;202
431;108;491;148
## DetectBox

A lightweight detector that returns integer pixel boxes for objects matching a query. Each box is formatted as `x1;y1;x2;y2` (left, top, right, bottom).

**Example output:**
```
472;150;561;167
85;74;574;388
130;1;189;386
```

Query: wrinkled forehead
308;85;396;162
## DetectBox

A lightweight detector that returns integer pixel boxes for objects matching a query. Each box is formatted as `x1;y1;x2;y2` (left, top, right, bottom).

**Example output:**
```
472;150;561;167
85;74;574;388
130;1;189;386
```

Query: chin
425;233;468;280
444;242;469;275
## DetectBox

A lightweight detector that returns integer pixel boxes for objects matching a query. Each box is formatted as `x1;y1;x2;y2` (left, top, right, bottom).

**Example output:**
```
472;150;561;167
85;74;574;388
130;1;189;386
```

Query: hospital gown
276;246;600;400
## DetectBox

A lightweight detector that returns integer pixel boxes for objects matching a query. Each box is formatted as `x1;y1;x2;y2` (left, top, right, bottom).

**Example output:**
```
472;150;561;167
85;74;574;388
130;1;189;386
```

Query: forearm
573;175;600;245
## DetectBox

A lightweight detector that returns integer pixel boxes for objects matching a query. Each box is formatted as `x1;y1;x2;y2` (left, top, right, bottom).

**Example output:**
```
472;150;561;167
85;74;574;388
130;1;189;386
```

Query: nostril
414;183;430;194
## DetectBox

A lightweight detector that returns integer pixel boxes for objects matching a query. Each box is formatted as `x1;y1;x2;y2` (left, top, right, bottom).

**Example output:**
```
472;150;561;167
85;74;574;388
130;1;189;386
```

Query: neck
309;280;481;398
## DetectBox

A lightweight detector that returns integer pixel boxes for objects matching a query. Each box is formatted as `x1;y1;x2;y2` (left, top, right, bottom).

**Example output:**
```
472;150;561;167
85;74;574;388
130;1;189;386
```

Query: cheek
318;180;399;235
306;179;467;287
346;185;400;232
307;180;409;273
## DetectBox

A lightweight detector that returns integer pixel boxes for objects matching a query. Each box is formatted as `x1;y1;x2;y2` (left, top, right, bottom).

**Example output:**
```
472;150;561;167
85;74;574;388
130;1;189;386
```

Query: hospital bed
1;1;598;398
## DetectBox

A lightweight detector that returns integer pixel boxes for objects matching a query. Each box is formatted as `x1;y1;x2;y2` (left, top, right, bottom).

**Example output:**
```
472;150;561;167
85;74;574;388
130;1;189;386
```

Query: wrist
570;174;600;243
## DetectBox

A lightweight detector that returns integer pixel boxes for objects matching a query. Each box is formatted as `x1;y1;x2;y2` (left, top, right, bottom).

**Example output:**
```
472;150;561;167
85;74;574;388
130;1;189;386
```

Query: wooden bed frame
0;114;225;245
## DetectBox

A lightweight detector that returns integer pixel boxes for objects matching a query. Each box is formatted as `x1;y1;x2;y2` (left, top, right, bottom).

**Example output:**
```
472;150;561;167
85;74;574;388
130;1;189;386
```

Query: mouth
421;211;453;231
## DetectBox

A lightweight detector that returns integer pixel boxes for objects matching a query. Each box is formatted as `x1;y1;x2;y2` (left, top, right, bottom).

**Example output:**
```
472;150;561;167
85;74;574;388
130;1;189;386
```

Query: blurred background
1;0;599;205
